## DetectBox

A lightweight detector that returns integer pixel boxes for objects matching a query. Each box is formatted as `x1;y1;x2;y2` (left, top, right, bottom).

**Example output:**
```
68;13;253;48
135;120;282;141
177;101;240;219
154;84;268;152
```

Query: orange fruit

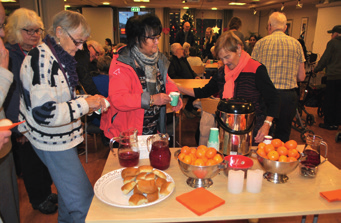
206;159;216;166
196;148;206;158
213;154;223;164
288;149;299;158
189;153;197;162
183;155;192;164
201;156;208;164
205;147;217;159
285;140;297;150
190;147;197;155
287;157;297;162
277;146;288;156
257;148;267;158
267;150;279;161
264;144;275;154
194;158;205;166
271;139;283;148
258;142;266;150
178;152;185;161
278;155;288;162
181;146;191;155
197;145;208;151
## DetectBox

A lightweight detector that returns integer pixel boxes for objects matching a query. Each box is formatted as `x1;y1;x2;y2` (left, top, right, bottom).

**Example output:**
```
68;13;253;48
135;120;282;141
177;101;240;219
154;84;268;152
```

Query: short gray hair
170;43;181;55
268;12;287;31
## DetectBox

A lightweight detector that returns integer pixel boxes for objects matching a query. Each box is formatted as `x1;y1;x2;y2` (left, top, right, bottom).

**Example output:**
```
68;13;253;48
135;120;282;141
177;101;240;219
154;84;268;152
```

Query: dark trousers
184;96;196;112
324;79;341;125
12;135;53;206
274;89;298;142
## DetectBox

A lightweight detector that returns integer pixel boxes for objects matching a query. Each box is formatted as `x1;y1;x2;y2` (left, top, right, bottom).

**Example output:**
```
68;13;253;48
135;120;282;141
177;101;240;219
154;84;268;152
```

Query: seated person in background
187;47;204;67
177;31;280;144
183;42;190;58
247;34;258;55
75;40;104;95
112;42;126;54
168;43;200;119
201;27;216;61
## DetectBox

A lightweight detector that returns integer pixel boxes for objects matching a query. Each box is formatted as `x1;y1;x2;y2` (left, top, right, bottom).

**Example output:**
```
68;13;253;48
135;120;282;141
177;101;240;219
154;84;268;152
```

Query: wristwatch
264;120;272;127
149;95;154;107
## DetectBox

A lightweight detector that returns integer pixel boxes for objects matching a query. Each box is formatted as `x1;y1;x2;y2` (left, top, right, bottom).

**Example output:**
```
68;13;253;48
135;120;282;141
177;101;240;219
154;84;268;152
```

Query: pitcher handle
109;137;118;157
146;135;153;152
321;140;328;158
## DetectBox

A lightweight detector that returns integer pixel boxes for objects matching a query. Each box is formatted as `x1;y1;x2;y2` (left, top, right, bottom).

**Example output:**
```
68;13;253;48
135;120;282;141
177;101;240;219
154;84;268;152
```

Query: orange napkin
320;189;341;202
176;187;225;216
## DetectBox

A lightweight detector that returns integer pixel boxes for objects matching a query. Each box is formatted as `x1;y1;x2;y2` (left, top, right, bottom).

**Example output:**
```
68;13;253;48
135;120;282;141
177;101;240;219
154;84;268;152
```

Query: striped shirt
251;31;305;89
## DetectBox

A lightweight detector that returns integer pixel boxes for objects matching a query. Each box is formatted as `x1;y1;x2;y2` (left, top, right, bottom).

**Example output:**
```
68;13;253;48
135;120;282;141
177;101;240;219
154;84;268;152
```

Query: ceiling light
103;2;110;5
254;8;257;15
1;0;16;2
140;6;146;8
296;0;303;8
134;0;150;2
229;2;246;6
281;3;285;11
211;7;217;10
183;6;189;9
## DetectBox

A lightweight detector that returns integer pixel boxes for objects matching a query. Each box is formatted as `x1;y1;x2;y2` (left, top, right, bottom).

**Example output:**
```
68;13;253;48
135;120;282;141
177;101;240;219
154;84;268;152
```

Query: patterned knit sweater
18;41;89;151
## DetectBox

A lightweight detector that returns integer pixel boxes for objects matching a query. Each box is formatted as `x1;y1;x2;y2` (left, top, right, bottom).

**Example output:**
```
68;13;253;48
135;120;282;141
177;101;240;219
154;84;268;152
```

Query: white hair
268;12;287;31
171;43;181;55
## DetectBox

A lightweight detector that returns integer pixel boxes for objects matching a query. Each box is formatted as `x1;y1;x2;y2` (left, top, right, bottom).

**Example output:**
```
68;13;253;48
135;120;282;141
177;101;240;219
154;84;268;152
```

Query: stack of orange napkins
320;189;341;202
176;187;225;216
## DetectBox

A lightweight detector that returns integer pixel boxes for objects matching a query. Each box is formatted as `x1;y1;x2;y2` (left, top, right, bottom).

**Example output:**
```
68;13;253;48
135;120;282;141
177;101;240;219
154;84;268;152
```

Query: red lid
224;155;253;169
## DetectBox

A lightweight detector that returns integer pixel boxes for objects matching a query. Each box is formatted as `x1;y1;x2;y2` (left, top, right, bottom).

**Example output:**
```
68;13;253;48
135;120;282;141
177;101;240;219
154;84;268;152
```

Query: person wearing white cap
314;25;341;130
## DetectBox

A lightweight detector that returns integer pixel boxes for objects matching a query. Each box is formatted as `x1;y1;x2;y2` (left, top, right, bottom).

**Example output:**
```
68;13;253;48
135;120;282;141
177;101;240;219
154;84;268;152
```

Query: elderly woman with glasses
18;10;107;222
4;7;58;215
101;13;182;140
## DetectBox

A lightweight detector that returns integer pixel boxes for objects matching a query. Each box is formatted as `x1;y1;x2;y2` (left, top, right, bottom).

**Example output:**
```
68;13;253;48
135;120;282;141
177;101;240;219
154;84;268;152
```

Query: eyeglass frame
22;28;44;36
64;29;85;47
142;34;161;42
90;45;100;57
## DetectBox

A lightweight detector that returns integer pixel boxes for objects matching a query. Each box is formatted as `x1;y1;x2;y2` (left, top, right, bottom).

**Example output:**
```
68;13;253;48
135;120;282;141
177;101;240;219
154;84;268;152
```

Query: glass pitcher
109;128;139;167
300;134;328;177
147;133;170;170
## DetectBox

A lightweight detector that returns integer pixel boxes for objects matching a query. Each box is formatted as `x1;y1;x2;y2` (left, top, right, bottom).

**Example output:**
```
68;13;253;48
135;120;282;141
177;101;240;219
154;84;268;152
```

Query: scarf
131;45;160;94
42;35;78;90
223;50;250;99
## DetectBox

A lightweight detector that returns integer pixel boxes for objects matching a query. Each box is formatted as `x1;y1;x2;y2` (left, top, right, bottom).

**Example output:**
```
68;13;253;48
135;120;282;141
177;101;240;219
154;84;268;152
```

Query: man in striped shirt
252;12;306;142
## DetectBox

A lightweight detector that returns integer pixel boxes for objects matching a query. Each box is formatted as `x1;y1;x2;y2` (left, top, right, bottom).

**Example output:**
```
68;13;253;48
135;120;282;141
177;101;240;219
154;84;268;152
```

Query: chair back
191;65;205;78
201;97;220;114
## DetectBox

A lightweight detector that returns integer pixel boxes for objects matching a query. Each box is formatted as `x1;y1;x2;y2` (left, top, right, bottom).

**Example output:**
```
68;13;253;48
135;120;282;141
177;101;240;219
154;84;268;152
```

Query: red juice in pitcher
118;151;139;167
149;140;171;170
301;149;320;167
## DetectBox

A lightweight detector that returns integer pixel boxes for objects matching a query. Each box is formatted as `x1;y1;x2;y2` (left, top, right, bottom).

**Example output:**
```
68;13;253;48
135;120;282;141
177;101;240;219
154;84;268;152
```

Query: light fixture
253;8;257;15
281;3;285;11
296;0;303;8
211;7;217;10
133;0;150;2
229;2;246;6
103;2;110;5
183;6;189;9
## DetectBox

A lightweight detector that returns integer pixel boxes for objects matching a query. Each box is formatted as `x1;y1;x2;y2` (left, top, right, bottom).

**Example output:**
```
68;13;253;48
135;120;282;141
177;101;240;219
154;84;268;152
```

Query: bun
153;169;166;179
121;167;139;179
121;181;136;195
133;185;143;195
155;177;167;189
129;194;147;206
138;165;153;173
136;172;147;181
147;191;159;203
160;182;175;196
137;179;158;194
145;173;155;181
123;176;136;184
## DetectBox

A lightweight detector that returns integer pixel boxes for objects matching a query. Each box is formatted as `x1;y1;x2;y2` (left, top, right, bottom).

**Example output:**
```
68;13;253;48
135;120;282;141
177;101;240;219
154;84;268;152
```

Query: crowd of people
0;3;340;223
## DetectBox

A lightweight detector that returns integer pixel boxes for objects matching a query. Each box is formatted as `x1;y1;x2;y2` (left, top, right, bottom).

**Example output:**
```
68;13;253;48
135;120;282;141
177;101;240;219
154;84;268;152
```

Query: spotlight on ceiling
281;3;285;11
253;8;257;15
296;0;303;8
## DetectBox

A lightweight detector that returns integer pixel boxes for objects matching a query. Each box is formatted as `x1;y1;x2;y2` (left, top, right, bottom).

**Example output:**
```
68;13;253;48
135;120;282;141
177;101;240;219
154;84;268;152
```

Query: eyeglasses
64;29;85;47
90;45;100;57
143;35;161;42
22;28;44;36
0;23;6;29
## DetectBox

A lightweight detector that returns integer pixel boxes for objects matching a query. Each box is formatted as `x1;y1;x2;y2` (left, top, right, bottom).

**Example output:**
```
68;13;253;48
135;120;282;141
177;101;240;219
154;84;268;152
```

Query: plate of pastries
94;165;175;208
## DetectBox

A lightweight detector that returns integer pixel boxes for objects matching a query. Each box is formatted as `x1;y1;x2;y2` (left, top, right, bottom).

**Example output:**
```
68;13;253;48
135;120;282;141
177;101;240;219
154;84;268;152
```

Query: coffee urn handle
215;111;256;135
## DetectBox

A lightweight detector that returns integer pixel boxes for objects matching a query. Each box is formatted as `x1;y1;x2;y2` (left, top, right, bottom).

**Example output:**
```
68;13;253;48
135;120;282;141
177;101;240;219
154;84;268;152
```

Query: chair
84;115;102;163
191;65;206;78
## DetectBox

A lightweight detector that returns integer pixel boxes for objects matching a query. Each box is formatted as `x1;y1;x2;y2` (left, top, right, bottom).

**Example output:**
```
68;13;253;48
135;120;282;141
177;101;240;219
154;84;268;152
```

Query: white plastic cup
95;98;110;115
227;170;244;194
246;169;264;193
169;92;180;106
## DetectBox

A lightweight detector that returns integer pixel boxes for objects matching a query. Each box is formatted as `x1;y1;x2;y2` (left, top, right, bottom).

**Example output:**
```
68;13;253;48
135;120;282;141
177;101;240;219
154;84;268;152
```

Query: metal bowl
256;152;301;184
174;149;225;188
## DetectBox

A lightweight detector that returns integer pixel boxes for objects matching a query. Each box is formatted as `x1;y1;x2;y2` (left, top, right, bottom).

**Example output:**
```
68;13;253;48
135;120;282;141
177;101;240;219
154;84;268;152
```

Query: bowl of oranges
256;139;302;184
175;145;225;188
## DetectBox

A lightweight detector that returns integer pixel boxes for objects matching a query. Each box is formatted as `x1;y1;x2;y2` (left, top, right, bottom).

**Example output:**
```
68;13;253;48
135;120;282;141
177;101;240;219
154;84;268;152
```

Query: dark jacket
4;43;25;133
168;55;198;79
74;43;101;95
201;36;216;59
175;30;195;46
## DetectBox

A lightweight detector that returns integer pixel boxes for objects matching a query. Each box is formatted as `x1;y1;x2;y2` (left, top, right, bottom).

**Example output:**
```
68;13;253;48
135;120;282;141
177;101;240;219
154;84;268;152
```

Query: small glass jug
300;134;328;177
109;128;139;167
147;133;171;170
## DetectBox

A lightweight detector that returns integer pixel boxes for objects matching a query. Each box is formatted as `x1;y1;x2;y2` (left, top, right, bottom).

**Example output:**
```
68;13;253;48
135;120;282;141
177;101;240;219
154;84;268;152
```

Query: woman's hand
85;95;107;114
16;135;29;145
172;97;183;112
254;123;270;143
0;130;11;150
152;93;171;106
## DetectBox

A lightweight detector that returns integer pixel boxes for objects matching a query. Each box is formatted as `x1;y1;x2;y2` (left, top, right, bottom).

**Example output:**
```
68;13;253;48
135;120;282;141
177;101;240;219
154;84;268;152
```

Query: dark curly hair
126;13;162;49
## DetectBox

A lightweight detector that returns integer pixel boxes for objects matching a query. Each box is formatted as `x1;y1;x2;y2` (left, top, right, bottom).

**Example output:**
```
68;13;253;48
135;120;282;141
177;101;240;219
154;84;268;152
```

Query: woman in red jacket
101;14;182;139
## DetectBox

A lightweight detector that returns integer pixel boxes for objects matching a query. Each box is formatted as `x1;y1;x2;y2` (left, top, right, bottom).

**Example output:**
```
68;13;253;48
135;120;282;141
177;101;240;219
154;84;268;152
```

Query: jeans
32;146;94;223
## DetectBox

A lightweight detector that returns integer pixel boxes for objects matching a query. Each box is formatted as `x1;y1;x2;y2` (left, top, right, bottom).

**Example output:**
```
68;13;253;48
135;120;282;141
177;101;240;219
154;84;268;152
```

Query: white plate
94;168;175;208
